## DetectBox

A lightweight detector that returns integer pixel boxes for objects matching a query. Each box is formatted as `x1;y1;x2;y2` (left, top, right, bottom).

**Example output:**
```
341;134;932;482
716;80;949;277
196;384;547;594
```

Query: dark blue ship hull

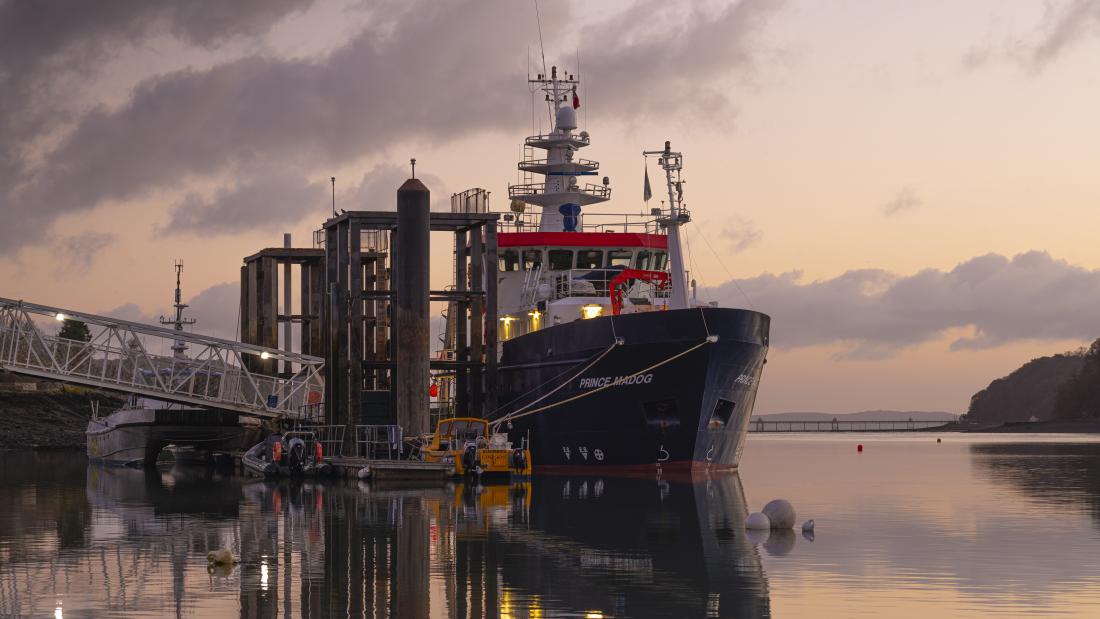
497;307;769;472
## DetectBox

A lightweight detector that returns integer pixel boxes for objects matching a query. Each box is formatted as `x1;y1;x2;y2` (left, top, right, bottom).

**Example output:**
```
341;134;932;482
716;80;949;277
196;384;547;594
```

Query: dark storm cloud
162;169;329;236
580;0;784;121
1;0;780;250
705;251;1100;358
0;0;314;240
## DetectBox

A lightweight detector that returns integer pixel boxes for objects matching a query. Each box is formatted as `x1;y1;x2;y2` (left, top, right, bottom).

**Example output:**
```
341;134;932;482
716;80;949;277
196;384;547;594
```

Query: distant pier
749;418;952;433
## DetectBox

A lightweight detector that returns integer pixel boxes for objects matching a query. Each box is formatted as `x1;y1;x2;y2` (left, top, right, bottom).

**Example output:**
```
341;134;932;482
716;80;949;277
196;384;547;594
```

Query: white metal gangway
0;297;324;419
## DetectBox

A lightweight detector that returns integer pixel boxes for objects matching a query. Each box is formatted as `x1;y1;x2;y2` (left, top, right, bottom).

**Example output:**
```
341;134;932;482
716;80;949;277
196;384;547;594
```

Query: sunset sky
2;0;1099;414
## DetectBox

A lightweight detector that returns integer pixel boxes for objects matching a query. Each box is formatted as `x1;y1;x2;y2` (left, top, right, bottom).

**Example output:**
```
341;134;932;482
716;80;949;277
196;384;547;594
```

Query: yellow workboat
422;417;532;477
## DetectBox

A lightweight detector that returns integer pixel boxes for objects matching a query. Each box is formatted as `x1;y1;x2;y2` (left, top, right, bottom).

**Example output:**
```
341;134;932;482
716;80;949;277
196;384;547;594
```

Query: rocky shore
0;387;125;449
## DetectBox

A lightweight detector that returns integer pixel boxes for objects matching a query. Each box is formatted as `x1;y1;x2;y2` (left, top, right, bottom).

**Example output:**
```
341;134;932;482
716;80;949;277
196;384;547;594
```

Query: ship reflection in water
0;451;770;618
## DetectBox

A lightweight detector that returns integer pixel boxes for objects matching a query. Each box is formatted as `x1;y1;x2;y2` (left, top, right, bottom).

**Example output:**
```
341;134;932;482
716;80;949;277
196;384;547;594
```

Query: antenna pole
533;0;553;124
330;176;336;217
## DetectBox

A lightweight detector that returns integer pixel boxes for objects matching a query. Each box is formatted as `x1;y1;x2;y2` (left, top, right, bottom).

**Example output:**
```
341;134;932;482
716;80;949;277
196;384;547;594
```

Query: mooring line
492;339;710;427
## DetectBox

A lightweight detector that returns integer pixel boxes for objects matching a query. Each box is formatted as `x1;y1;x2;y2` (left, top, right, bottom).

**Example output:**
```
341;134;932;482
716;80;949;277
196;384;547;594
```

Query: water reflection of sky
740;434;1100;618
2;436;1100;617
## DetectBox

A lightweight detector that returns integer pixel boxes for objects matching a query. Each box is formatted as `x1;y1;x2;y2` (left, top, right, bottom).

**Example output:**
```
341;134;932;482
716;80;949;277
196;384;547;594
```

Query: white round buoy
357;466;371;480
745;528;769;545
763;499;796;529
764;529;796;556
746;511;771;530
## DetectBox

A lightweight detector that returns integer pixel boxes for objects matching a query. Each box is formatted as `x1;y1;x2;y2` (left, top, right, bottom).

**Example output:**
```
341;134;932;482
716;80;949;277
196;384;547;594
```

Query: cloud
343;164;449;212
102;281;239;340
1027;0;1100;69
961;44;991;71
704;251;1100;358
580;0;784;123
162;168;329;236
881;187;921;216
0;0;314;239
1;0;781;251
721;215;763;253
52;232;115;276
184;282;240;339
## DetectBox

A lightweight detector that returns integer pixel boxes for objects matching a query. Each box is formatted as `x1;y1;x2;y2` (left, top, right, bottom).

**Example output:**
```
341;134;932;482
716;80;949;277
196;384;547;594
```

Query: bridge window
548;249;573;271
654;252;669;270
607;250;632;268
635;250;652;270
499;249;520;272
576;249;603;269
522;249;543;270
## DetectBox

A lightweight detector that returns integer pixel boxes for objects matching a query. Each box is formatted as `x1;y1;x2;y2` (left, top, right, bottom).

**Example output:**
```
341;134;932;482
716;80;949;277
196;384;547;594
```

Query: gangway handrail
0;296;324;419
0;297;322;364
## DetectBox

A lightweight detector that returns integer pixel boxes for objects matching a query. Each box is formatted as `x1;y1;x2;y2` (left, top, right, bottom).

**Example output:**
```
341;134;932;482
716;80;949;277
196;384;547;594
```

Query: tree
58;319;91;342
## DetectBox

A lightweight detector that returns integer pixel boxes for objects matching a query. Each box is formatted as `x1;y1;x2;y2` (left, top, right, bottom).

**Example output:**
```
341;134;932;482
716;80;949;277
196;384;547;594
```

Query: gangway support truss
0;297;324;419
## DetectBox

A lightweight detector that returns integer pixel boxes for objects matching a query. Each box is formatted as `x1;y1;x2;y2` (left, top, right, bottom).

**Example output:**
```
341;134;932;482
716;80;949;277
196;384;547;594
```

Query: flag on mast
572;86;580;110
643;165;653;202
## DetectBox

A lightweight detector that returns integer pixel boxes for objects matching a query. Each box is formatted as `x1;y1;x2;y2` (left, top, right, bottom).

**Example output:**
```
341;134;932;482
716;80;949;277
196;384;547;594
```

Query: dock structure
239;175;500;456
239;245;326;377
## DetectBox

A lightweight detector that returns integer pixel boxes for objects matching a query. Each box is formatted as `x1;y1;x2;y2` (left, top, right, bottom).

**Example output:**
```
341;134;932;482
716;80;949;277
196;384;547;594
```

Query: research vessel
480;66;770;472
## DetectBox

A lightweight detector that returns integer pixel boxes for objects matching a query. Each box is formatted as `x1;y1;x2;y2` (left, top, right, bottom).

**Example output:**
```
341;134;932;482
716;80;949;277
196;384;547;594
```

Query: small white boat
86;396;241;467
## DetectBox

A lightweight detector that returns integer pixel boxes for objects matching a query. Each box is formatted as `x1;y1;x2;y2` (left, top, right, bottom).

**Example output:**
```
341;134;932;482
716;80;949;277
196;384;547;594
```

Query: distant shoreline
930;419;1100;434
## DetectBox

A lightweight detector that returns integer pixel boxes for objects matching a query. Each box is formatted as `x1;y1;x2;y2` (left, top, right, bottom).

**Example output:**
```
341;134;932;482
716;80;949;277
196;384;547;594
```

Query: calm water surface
3;434;1100;618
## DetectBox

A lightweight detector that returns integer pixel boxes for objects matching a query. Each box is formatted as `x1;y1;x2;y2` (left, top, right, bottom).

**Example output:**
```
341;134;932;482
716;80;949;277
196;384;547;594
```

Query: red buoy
857;444;864;452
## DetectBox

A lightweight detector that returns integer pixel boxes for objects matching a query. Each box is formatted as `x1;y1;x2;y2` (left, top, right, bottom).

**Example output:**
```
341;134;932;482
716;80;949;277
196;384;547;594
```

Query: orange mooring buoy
857;444;864;452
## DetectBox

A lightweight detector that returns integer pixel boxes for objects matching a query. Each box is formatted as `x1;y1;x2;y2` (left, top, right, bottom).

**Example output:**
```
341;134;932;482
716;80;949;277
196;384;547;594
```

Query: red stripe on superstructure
498;231;668;249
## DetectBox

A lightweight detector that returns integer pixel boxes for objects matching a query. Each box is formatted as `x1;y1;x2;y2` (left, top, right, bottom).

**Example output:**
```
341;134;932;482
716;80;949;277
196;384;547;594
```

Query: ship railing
314;227;389;252
524;132;590;148
290;423;346;457
498;211;664;235
551;269;672;301
517;156;600;171
451;188;490;213
507;182;610;201
355;424;403;460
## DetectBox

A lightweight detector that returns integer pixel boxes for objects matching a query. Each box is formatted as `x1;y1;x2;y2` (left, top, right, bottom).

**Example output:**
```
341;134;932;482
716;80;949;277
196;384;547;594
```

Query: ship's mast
159;260;196;359
644;141;691;310
509;65;610;232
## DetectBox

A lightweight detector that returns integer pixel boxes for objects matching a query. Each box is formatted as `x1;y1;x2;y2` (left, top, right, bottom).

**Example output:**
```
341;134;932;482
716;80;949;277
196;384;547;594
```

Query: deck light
55;312;65;321
260;351;271;360
581;304;603;319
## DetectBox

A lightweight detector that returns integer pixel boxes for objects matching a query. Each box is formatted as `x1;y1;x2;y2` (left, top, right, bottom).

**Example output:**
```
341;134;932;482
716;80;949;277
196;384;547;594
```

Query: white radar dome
556;105;577;131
